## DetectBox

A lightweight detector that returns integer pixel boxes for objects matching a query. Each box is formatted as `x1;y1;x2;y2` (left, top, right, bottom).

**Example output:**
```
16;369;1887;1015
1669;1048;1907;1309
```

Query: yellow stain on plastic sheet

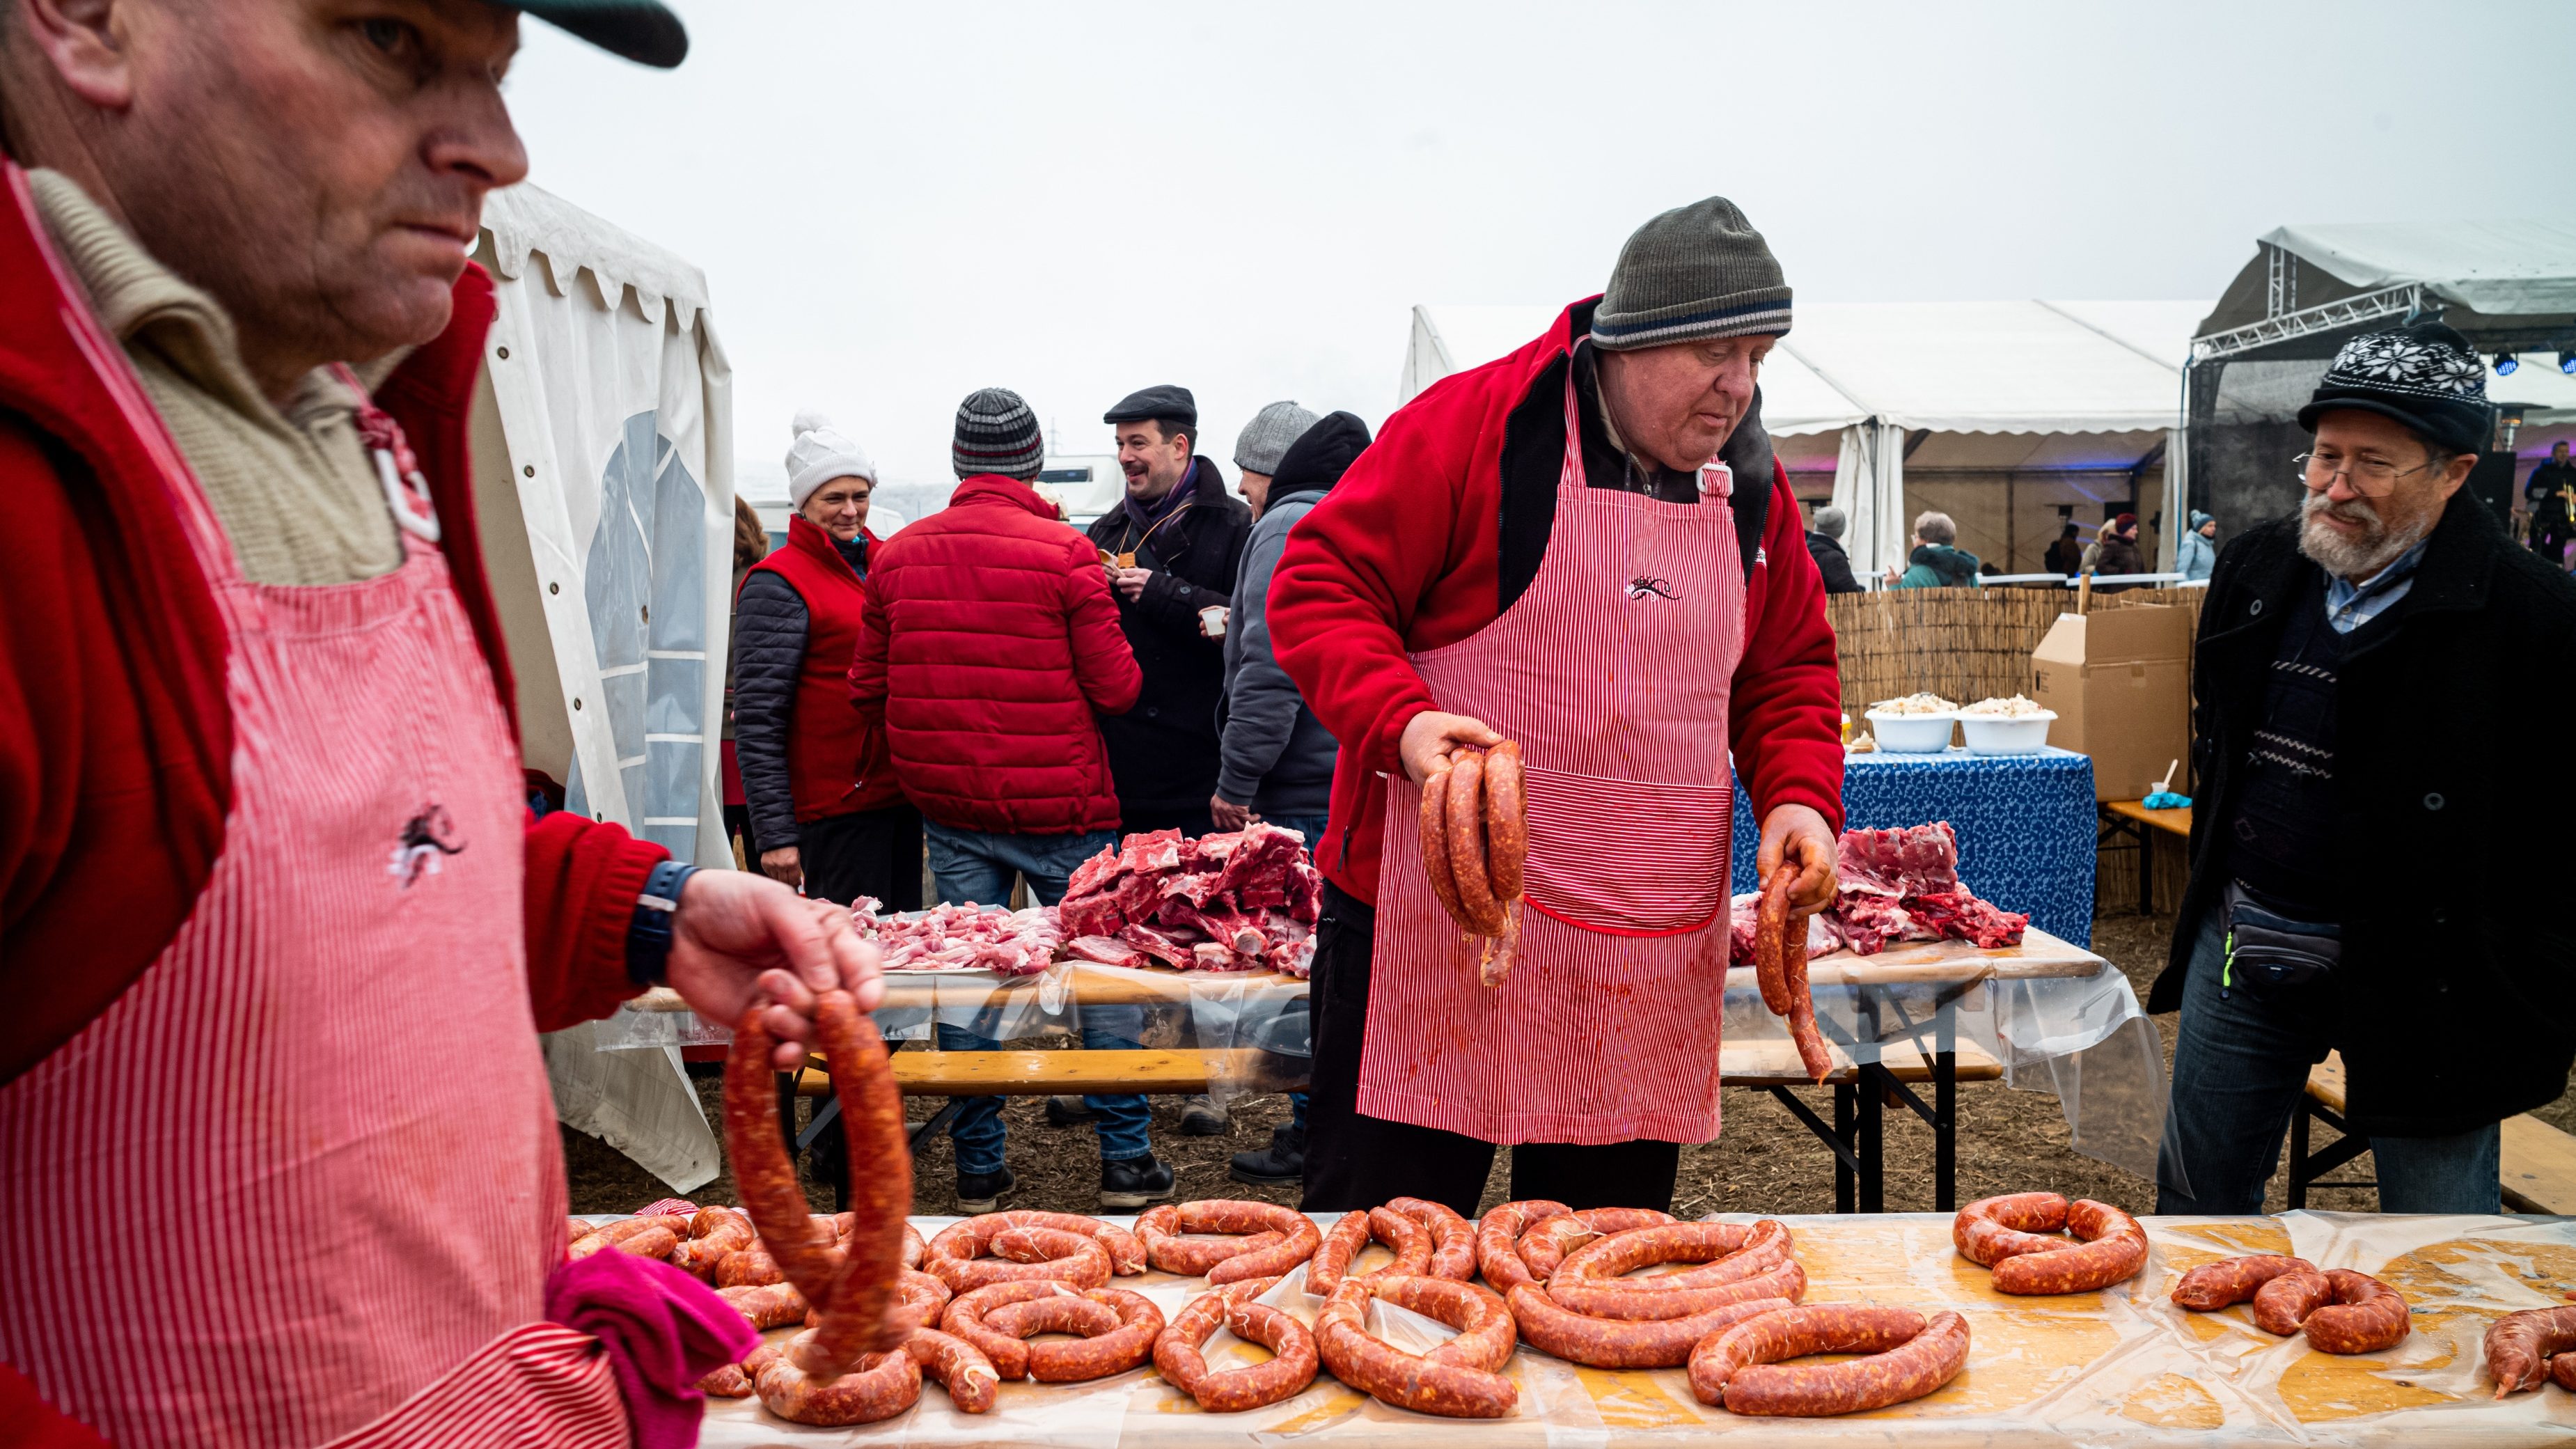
2277;1351;2456;1422
2379;1237;2576;1304
2119;1372;2224;1430
1938;1308;2119;1411
1257;1385;1369;1433
1573;1366;1702;1428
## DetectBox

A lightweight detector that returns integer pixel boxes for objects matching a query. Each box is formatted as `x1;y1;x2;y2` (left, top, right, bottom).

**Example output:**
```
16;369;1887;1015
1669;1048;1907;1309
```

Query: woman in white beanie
730;412;922;913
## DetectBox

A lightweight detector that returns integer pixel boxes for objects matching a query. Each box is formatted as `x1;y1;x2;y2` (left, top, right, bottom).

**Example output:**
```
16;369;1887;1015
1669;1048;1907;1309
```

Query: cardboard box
2030;606;2192;803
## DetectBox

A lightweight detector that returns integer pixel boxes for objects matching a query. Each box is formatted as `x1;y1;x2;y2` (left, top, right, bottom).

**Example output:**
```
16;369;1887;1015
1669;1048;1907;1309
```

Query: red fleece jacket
1267;300;1845;906
0;162;659;1086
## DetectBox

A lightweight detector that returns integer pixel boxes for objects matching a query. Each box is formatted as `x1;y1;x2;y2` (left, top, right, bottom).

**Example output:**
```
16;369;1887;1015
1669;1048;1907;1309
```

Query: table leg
1936;1008;1958;1212
2138;820;2155;916
1835;1084;1855;1214
1859;1069;1885;1212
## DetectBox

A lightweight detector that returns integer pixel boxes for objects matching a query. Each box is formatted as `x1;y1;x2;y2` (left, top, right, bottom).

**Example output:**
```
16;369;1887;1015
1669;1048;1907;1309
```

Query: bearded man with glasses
2149;320;2576;1215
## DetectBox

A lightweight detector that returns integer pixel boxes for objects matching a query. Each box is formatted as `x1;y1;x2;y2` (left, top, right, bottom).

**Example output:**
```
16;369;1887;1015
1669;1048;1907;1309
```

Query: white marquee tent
469;183;735;1190
1400;300;2209;577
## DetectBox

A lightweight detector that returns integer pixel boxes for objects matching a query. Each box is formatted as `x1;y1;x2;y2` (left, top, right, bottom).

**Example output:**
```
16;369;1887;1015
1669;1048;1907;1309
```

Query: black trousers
1299;883;1682;1220
799;803;924;911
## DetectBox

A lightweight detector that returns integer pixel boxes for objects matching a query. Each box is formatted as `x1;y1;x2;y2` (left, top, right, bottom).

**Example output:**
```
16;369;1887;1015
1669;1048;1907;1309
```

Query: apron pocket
1521;764;1731;934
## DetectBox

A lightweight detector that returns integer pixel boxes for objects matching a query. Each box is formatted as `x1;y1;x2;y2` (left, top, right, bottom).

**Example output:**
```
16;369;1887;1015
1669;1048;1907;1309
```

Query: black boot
955;1165;1014;1214
1228;1123;1305;1186
1099;1154;1175;1209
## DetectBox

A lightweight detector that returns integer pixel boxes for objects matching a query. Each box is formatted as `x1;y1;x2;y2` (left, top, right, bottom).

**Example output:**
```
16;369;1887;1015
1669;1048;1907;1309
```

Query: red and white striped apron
0;389;625;1446
1360;371;1747;1146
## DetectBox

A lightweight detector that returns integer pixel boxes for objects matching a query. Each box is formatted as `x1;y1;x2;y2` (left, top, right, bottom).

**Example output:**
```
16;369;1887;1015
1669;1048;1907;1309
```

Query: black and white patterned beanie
2297;320;2491;456
953;387;1046;480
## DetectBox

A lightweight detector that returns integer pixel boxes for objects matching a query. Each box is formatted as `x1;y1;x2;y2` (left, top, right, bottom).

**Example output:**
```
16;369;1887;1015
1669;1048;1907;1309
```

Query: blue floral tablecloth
1730;745;2097;946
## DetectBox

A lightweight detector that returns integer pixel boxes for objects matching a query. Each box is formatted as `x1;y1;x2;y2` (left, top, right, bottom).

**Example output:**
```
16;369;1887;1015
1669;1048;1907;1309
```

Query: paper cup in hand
1199;605;1230;639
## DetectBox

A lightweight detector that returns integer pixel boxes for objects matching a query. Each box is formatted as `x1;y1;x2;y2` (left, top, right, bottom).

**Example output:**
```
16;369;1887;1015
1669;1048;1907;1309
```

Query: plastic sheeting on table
1731;745;2099;946
690;1210;2576;1448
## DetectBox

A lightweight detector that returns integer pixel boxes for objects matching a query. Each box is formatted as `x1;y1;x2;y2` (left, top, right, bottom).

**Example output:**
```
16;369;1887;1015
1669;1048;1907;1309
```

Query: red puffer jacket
851;475;1141;835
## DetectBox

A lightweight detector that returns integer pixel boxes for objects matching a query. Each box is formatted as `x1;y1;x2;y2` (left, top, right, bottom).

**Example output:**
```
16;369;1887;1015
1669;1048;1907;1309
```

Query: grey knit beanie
952;387;1045;480
1812;505;1847;540
1234;400;1318;476
1591;197;1791;351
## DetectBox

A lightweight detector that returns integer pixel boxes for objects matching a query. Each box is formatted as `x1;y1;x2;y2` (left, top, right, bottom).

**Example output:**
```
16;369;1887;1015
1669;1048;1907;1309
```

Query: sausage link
1987;1200;2149;1296
1754;865;1793;1017
754;1336;920;1426
2488;1305;2576;1396
1307;1210;1372;1296
1519;1207;1677;1280
1482;739;1527;902
1478;898;1524;988
1693;1306;1969;1416
902;1221;926;1271
1030;1287;1163;1383
567;1214;689;1261
794;990;914;1373
1549;1256;1807;1322
925;1219;1114;1292
1475;1200;1571;1294
1366;1206;1435;1279
602;1224;679;1262
1420;766;1477;935
979;1209;1145;1276
1445;753;1508;934
1177;1200;1325;1285
1782;909;1835;1083
1156;1278;1319;1412
721;1007;844;1309
716;1248;784;1289
1387;1198;1479;1282
2554;1352;2576;1392
2170;1254;2317;1311
941;1280;1085;1380
1372;1274;1517;1372
985;1294;1121;1341
673;1206;755;1278
2252;1267;2332;1336
1316;1279;1516;1418
1555;1219;1794;1292
905;1327;998;1413
698;1362;754;1398
2303;1270;2410;1355
1952;1192;2073;1267
718;1282;812;1331
1507;1282;1793;1368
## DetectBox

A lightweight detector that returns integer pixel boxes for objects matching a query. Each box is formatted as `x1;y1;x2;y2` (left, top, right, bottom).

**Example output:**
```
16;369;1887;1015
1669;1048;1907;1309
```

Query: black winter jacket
1218;412;1367;817
1087;460;1254;818
730;531;866;849
1805;532;1863;594
2152;490;2576;1135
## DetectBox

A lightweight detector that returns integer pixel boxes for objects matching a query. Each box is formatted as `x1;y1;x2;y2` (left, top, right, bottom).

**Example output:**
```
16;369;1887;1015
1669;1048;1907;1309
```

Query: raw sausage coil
1307;1211;1373;1297
1445;752;1507;934
1366;1206;1436;1279
943;1281;1164;1382
925;1219;1115;1292
673;1206;755;1278
1419;766;1475;934
1315;1276;1516;1418
904;1327;999;1413
2488;1305;2576;1396
2300;1270;2411;1355
2252;1267;2331;1336
1753;865;1793;1017
567;1214;686;1261
1954;1192;2150;1293
1154;1276;1319;1412
1475;1200;1571;1294
717;1282;812;1331
715;1247;783;1288
1387;1197;1479;1282
1136;1200;1321;1282
965;1210;1143;1276
1688;1305;1970;1416
1554;1219;1796;1293
1777;871;1835;1083
754;1334;920;1426
1547;1229;1807;1322
1518;1207;1676;1281
1507;1282;1793;1369
2170;1253;2316;1311
1482;740;1527;902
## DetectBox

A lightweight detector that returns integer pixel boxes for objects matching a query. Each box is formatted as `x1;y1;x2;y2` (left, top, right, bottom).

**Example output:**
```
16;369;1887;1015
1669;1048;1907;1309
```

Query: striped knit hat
1590;196;1791;352
952;387;1045;480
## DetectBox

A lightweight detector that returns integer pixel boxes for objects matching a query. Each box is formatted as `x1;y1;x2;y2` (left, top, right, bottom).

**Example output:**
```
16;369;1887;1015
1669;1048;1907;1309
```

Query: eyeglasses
2295;452;2435;499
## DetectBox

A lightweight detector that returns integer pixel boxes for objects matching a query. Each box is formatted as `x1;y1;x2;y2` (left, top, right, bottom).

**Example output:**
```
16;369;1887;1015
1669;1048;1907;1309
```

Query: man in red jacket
0;3;874;1444
1270;198;1845;1218
852;386;1168;1211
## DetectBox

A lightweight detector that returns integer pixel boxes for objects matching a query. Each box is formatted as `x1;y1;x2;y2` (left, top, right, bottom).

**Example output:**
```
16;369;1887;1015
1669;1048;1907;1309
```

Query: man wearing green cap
0;3;880;1443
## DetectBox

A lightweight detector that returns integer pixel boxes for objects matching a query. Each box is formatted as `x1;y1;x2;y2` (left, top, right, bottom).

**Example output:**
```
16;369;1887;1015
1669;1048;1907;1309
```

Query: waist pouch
2222;881;2341;1000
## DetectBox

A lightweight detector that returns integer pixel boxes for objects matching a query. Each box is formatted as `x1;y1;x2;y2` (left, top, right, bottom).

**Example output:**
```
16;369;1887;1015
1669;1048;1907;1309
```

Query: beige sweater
31;169;401;587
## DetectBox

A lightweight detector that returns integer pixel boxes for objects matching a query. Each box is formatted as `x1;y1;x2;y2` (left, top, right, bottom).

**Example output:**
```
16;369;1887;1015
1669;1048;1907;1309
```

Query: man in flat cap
1269;198;1845;1216
2154;320;2576;1215
0;1;867;1440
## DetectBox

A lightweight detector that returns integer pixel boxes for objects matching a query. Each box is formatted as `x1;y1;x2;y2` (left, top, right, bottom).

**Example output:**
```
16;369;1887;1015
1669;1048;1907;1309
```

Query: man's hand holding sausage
1758;804;1839;919
663;870;885;1070
1399;710;1505;784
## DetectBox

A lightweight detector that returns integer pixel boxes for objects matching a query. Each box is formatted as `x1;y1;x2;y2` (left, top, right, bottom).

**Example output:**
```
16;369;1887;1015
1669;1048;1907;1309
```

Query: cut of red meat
1285;861;1323;924
1050;824;1328;973
1836;822;1960;898
1120;829;1186;875
1834;892;1922;957
1903;888;2028;948
1065;934;1145;968
1057;893;1124;939
1065;844;1124;902
1120;922;1195;969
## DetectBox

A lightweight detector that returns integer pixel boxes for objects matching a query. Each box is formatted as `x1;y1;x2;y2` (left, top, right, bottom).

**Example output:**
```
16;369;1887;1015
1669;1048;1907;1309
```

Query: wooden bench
2291;1051;2576;1214
2097;799;2192;916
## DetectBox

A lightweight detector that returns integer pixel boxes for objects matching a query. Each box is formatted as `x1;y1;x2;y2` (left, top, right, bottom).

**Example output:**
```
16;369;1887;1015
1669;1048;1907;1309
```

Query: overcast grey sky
498;1;2576;494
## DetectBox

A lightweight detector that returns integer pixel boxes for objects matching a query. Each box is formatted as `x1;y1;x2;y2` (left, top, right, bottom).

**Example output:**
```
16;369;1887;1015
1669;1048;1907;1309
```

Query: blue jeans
1268;813;1329;1136
922;823;1151;1170
2158;911;2501;1214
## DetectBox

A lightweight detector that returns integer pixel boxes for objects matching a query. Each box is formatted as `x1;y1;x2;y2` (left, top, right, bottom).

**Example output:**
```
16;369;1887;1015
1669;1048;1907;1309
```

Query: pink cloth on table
547;1248;759;1449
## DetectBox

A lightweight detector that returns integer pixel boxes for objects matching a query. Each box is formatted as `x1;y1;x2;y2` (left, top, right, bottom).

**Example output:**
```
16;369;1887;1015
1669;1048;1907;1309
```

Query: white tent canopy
2257;220;2576;319
1400;300;2208;576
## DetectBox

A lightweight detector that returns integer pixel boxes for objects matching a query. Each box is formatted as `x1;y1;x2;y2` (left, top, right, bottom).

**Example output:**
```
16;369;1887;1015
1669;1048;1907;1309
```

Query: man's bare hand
1210;793;1255;831
1756;804;1839;918
663;871;883;1070
758;845;801;888
1113;566;1153;602
1398;710;1504;785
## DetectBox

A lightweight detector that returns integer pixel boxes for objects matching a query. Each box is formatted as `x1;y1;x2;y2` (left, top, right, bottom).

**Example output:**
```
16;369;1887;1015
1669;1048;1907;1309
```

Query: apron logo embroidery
1627;576;1681;601
388;804;466;887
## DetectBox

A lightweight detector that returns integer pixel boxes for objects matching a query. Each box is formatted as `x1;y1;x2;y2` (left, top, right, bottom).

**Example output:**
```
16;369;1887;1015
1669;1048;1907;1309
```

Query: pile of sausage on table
579;1184;2576;1426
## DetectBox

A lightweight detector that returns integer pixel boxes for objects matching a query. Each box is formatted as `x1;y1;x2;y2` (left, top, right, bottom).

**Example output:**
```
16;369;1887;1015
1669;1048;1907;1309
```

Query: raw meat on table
849;899;1064;975
1055;822;1324;975
1823;822;2027;955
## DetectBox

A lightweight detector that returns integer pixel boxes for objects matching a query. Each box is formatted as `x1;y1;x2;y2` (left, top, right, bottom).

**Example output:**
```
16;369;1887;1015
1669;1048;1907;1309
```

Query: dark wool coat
1085;458;1253;819
2153;489;2576;1135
